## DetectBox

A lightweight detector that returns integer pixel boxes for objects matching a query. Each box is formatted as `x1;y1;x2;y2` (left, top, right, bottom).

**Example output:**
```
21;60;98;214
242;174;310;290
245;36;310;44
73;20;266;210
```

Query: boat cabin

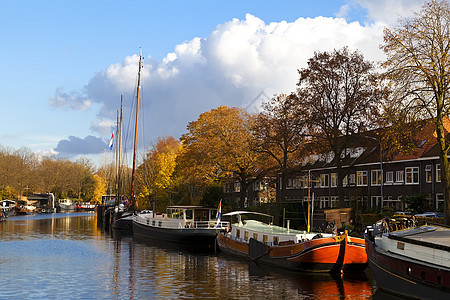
135;205;229;230
224;211;332;246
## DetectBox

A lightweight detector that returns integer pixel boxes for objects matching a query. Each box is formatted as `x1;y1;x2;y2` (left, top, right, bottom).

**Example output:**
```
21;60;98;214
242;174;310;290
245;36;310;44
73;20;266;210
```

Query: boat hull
133;220;219;248
217;233;367;273
364;233;450;299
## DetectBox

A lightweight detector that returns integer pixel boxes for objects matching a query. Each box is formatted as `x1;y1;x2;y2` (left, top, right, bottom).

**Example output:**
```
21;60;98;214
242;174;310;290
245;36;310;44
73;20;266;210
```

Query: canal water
0;213;399;299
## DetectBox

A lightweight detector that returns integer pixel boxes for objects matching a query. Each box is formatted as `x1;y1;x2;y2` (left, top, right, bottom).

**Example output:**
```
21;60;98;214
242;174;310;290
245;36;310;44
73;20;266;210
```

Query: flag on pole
108;128;114;150
215;200;222;228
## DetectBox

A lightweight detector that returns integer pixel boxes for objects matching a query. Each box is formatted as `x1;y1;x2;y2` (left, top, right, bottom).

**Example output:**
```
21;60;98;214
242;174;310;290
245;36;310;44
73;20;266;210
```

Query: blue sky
0;0;425;167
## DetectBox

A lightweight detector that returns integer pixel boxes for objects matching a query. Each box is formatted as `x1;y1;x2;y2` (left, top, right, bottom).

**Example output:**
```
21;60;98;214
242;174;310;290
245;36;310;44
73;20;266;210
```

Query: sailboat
111;51;144;230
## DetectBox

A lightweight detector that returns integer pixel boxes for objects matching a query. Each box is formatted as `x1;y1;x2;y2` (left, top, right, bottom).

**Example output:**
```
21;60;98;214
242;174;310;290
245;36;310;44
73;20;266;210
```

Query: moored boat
1;200;16;217
133;205;229;248
217;211;367;273
56;199;76;212
364;217;450;299
76;202;96;212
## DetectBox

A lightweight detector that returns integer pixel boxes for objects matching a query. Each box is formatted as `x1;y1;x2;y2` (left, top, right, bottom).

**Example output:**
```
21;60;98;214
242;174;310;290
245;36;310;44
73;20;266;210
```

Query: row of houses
224;119;449;213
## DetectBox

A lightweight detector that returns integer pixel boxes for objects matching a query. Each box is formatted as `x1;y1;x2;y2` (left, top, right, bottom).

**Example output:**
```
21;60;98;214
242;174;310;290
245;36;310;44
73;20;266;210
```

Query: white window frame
348;174;356;185
385;171;393;184
357;171;368;186
320;196;329;209
320;174;329;188
436;164;441;182
331;173;337;187
396;170;404;183
425;165;432;183
405;167;419;184
371;169;382;186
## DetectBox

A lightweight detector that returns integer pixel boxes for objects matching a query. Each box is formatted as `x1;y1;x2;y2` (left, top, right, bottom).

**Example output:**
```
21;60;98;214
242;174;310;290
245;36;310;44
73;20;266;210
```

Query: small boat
76;202;96;211
364;217;450;299
56;199;75;212
1;200;16;217
15;204;37;215
216;211;367;273
133;206;229;248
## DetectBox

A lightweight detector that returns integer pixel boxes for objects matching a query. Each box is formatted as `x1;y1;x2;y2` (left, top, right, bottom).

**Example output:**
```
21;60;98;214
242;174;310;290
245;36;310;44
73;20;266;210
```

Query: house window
405;167;419;184
396;170;404;183
436;164;441;182
425;165;432;183
371;196;382;208
331;196;339;208
331;173;337;187
386;171;393;184
234;182;241;192
342;175;348;187
357;171;368;186
371;169;382;186
320;174;329;187
349;174;356;185
320;196;329;208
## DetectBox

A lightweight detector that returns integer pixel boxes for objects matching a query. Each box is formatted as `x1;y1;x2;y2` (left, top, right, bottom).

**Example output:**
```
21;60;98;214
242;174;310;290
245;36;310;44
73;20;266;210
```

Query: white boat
56;199;75;212
133;206;229;248
1;200;16;217
365;218;450;299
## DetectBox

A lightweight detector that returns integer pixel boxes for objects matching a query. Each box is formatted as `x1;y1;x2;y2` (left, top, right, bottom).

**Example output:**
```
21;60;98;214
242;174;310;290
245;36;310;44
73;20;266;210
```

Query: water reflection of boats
56;199;76;212
133;206;228;249
365;217;450;299
217;211;367;273
218;254;372;299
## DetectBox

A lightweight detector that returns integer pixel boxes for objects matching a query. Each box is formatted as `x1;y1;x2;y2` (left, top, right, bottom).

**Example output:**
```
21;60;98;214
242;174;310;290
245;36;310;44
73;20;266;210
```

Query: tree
180;106;263;208
297;47;384;207
382;0;450;224
137;136;181;210
252;93;308;202
92;174;107;204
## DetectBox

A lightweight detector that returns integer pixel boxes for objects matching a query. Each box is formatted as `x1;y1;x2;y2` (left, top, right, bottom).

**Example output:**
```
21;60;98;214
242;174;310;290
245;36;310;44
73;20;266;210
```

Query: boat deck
388;225;450;251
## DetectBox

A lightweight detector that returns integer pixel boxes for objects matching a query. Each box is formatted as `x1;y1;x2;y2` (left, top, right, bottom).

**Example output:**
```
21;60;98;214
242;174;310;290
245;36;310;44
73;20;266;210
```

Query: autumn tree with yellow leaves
137;136;181;210
180;106;264;208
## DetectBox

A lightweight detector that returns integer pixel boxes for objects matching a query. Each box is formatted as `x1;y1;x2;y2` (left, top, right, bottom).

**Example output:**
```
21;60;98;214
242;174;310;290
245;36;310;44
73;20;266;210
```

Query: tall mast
130;51;142;208
118;96;123;200
115;107;119;205
115;96;123;204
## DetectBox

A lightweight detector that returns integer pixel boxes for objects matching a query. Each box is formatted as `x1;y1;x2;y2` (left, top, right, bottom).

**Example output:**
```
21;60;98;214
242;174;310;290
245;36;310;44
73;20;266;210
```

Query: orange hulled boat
217;211;367;273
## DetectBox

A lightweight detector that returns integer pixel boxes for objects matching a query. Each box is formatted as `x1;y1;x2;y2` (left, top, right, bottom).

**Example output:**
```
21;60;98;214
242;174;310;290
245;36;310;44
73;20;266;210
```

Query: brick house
224;119;450;213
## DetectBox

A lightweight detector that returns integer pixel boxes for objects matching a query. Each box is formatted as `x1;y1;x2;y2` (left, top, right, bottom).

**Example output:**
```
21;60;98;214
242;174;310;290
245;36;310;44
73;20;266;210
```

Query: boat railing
134;214;230;230
191;220;230;229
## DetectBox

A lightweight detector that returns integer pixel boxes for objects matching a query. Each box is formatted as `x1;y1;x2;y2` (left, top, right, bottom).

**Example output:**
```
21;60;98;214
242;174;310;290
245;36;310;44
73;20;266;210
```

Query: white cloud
353;0;424;25
51;11;410;156
50;87;92;110
90;118;115;136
